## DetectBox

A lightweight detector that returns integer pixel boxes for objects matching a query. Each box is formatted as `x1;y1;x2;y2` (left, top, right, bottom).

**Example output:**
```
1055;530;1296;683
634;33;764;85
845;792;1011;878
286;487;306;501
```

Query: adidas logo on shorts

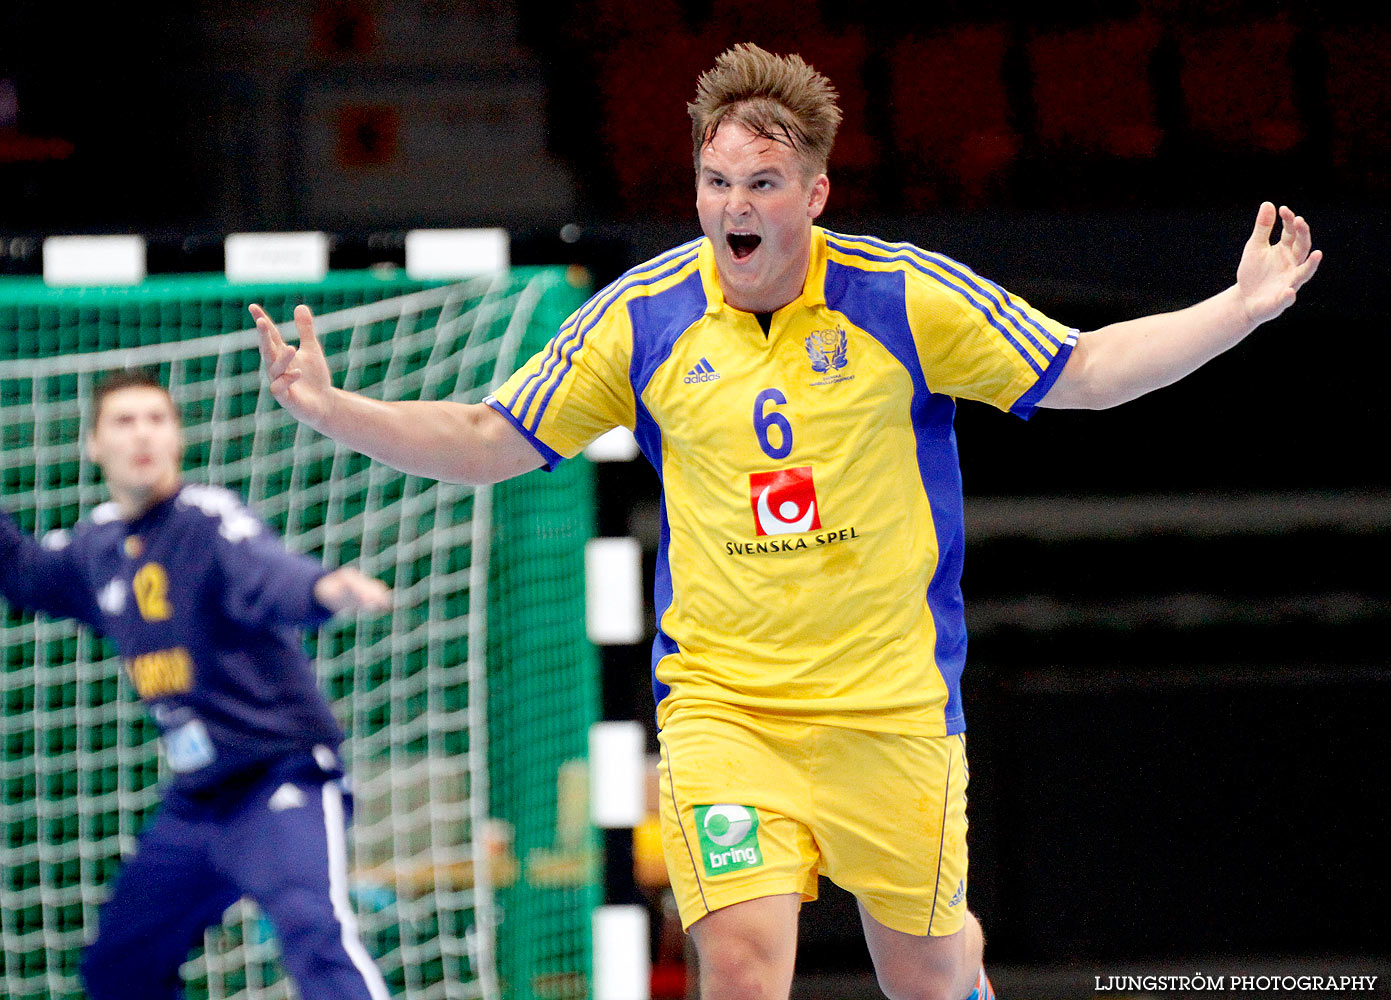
949;878;965;907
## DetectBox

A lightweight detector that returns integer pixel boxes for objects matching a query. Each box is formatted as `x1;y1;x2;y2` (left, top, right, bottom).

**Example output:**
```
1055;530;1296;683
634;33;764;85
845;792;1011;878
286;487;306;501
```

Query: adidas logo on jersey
684;358;721;383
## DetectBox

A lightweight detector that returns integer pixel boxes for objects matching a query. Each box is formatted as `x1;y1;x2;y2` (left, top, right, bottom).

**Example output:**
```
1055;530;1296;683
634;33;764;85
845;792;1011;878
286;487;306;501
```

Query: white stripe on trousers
321;781;392;1000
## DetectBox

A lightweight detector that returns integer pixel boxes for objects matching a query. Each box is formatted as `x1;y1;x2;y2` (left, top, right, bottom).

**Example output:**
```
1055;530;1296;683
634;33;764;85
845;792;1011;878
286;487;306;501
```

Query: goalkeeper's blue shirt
0;483;343;798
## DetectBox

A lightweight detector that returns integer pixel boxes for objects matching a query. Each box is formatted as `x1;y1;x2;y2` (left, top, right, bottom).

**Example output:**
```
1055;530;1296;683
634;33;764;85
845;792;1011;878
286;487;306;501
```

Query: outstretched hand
314;567;392;616
252;303;335;429
1236;203;1322;328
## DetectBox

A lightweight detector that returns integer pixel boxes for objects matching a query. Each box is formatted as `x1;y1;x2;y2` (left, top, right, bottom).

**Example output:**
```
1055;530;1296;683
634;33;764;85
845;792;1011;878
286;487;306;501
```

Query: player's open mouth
727;233;761;261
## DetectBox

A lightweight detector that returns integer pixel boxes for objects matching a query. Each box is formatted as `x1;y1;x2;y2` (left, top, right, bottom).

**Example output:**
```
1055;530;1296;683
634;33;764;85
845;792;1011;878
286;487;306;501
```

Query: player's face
87;387;183;503
696;121;829;313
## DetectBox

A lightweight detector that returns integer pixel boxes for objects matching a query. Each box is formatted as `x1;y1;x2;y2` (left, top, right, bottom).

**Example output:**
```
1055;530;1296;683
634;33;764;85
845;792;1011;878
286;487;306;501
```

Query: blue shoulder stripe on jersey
979;276;1064;351
825;234;1051;375
826;235;1044;376
485;397;564;470
515;241;703;432
507;237;701;419
628;268;708;398
828;231;1065;353
1009;329;1078;419
530;246;701;432
506;314;579;418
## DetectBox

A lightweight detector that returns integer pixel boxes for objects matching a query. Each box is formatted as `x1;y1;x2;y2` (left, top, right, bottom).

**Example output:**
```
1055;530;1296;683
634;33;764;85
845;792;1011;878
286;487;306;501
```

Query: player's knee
871;910;984;1000
694;934;792;1000
871;939;974;1000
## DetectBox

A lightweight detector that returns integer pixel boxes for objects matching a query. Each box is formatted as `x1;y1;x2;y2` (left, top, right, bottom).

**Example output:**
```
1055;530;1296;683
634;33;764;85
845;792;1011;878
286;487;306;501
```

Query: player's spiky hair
688;42;842;178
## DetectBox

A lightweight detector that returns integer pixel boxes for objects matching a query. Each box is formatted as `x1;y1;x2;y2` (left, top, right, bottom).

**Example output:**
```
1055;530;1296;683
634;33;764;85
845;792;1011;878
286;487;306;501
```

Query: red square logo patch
749;467;823;536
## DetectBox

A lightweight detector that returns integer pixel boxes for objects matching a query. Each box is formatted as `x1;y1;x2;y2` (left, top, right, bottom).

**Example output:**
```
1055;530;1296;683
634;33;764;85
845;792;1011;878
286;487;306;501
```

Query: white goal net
0;268;599;1000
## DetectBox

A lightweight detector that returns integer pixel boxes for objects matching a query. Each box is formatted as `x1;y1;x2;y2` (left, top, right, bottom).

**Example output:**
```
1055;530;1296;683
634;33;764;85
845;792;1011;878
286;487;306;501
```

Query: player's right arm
251;304;544;485
0;509;100;625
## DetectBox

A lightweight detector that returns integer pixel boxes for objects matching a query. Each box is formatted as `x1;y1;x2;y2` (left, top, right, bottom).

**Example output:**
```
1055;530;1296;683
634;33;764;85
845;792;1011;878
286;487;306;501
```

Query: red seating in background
555;0;688;46
575;8;1382;215
706;0;827;46
593;31;720;216
1321;26;1391;185
888;25;1019;207
1177;17;1303;153
593;24;878;217
1027;17;1163;159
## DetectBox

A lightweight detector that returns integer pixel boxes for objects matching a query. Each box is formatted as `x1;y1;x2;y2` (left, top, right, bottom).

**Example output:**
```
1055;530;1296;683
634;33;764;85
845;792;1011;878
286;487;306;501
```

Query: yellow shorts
657;705;969;936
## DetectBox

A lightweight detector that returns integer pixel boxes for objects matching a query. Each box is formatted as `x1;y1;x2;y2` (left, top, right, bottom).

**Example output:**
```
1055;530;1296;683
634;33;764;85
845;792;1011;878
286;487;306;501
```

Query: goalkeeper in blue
0;370;394;1000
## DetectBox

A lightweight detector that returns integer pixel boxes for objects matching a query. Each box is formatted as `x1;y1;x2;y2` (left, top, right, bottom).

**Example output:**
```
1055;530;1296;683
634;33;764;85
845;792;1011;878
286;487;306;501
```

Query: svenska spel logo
694;804;763;877
749;466;822;536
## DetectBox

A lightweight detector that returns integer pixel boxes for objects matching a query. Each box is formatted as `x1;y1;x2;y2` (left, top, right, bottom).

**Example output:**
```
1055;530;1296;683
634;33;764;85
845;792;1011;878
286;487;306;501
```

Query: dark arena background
2;1;1387;998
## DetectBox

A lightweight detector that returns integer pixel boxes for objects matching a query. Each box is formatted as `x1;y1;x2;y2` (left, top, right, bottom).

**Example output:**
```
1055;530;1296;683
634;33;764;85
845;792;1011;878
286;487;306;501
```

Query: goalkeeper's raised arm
251;303;545;485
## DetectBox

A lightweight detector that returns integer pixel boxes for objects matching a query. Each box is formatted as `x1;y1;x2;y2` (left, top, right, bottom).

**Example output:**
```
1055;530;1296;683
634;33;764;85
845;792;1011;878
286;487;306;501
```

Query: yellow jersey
487;227;1076;735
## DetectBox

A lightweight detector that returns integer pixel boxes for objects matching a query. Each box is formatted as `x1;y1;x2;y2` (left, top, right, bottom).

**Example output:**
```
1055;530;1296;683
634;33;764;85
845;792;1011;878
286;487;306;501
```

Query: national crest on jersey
487;229;1078;736
805;328;848;372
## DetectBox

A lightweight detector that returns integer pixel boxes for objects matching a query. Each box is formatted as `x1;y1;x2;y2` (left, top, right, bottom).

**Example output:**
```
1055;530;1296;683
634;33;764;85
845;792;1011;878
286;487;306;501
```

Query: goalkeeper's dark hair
91;369;181;425
688;42;842;179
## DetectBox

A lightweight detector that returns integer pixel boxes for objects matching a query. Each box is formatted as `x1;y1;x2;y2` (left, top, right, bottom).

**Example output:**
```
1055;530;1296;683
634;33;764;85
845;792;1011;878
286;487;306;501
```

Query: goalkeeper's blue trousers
80;751;391;1000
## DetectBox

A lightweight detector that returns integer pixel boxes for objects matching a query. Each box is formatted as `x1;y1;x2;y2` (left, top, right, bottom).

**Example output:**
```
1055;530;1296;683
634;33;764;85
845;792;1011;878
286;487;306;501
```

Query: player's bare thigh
688;892;801;1000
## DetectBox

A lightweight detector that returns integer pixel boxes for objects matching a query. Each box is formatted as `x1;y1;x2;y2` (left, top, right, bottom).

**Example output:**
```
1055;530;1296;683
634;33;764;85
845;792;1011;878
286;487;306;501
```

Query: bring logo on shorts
695;804;763;877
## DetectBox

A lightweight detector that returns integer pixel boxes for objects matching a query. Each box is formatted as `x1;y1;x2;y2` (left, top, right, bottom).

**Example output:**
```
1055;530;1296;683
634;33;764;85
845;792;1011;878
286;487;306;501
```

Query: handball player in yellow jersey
253;44;1319;1000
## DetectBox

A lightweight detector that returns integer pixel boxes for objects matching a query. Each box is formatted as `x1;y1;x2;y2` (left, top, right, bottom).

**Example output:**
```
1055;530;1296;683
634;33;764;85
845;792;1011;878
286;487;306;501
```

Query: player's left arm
1038;203;1322;410
204;497;390;629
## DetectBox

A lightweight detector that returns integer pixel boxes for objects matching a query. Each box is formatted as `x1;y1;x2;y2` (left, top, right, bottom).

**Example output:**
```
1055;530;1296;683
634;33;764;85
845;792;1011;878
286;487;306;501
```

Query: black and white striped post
585;425;652;1000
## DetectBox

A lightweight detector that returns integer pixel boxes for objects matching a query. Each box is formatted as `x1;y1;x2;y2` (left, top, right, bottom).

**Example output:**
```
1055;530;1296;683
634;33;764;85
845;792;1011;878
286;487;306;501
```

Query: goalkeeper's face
87;387;183;503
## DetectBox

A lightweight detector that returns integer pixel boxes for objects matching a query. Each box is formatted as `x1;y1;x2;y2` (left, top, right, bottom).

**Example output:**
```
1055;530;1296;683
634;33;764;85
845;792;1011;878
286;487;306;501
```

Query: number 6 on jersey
753;388;792;460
